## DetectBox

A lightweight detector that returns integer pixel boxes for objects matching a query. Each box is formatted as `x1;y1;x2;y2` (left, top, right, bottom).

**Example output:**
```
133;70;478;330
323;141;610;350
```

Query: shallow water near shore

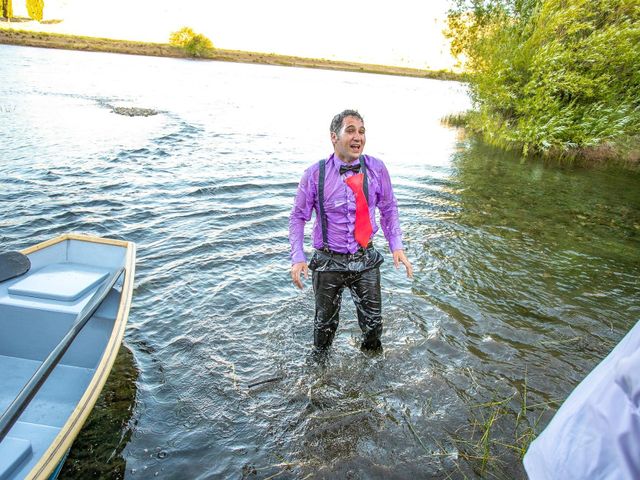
1;44;639;479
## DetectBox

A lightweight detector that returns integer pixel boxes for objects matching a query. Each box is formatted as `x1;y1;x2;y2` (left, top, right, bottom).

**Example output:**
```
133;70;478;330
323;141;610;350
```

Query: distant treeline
2;0;44;21
446;0;639;164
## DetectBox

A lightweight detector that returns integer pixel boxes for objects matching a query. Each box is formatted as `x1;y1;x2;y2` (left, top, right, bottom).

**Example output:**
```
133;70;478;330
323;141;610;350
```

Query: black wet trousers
312;267;382;351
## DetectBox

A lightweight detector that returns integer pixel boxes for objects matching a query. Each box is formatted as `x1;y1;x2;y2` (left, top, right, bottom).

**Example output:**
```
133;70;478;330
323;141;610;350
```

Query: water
1;44;639;479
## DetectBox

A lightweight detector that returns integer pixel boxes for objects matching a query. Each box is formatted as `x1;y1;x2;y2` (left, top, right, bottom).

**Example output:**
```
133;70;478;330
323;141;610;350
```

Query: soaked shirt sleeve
289;165;316;264
375;160;404;252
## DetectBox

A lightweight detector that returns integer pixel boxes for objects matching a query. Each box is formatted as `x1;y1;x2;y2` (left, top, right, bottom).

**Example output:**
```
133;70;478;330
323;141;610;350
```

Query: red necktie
345;173;372;247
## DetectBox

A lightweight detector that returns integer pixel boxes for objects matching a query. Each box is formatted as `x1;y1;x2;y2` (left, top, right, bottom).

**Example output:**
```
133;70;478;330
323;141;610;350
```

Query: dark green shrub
446;0;640;159
169;26;214;57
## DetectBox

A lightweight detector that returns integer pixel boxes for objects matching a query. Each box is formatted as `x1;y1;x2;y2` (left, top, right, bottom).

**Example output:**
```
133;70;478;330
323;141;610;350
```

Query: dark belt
310;241;383;273
318;241;374;258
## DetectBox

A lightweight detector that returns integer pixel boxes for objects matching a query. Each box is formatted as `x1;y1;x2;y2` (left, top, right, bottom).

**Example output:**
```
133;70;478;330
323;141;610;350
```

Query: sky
28;0;457;70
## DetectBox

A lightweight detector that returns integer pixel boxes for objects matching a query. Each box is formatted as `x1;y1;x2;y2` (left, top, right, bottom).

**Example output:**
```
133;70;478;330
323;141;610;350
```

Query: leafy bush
446;0;640;160
26;0;44;21
169;27;214;57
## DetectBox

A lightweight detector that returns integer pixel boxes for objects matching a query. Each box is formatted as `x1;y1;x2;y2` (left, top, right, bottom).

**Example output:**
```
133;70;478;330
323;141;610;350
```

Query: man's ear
330;132;337;144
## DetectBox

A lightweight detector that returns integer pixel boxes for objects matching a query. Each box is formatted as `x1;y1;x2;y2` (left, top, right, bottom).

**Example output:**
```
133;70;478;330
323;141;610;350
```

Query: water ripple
1;45;639;479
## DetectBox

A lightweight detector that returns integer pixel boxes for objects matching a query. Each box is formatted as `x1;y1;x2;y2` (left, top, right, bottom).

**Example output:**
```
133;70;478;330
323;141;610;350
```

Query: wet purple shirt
289;153;404;264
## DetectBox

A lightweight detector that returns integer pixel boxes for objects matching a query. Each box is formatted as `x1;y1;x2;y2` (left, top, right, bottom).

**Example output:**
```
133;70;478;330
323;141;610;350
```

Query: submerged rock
112;106;158;117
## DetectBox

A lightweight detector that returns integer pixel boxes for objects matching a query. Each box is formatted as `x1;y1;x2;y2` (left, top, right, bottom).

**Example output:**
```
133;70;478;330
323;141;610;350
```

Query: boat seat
0;422;59;480
0;436;32;480
8;263;109;302
0;355;94;428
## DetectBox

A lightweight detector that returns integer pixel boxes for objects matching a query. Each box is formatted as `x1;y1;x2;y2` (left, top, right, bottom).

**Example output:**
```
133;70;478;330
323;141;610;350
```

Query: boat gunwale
16;234;136;480
20;233;131;256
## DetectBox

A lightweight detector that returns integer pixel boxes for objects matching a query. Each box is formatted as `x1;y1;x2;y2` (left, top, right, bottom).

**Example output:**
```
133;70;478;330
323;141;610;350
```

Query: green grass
441;111;472;128
430;372;557;479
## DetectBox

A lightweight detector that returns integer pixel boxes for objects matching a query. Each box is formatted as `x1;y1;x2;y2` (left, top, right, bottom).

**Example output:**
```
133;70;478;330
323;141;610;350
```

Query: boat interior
0;238;127;479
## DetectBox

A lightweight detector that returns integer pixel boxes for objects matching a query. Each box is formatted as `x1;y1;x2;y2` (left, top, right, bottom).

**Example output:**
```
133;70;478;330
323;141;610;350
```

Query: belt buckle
357;242;371;255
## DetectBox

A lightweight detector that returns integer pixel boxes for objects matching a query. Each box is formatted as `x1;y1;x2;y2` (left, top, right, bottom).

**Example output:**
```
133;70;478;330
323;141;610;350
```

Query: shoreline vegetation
442;111;640;169
444;0;640;169
0;25;463;82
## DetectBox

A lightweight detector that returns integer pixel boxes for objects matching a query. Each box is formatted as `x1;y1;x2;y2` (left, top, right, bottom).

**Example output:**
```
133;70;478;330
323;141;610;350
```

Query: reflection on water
406;140;640;477
1;45;639;479
59;346;138;479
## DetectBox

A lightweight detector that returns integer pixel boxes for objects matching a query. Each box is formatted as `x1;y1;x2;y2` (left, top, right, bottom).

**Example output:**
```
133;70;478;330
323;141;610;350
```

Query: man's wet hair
330;110;364;136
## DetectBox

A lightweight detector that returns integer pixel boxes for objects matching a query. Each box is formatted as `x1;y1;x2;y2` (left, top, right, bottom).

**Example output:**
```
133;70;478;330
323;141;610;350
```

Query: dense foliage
1;0;14;18
26;0;44;21
169;26;213;57
446;0;640;161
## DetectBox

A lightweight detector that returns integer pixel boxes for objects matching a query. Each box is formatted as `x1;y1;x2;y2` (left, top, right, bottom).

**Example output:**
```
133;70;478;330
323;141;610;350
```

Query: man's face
331;116;366;163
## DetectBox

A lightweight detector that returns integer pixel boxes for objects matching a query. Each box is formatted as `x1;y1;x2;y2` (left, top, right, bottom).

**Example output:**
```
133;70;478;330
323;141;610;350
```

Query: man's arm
289;168;315;288
377;162;413;278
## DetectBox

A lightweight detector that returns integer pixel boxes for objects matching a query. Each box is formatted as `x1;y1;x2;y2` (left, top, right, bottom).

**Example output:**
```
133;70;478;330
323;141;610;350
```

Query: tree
26;0;44;21
446;0;640;160
169;26;214;57
1;0;14;19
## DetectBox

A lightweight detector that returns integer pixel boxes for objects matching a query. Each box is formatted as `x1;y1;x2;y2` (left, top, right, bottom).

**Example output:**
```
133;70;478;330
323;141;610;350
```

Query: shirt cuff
291;251;307;264
388;237;404;253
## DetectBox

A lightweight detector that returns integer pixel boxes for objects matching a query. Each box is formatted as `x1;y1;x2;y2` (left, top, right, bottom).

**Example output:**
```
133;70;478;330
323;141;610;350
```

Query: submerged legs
312;267;382;353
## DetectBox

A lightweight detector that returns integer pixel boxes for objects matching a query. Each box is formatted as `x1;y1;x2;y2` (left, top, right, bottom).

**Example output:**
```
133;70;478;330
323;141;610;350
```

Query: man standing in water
289;109;413;354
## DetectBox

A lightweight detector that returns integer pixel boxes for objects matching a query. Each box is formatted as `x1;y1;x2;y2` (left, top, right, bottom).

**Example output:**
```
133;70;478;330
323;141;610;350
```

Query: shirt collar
329;153;361;171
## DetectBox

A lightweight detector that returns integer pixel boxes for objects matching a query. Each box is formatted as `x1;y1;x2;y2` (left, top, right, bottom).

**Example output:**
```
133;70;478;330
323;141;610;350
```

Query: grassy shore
442;111;640;169
0;25;464;82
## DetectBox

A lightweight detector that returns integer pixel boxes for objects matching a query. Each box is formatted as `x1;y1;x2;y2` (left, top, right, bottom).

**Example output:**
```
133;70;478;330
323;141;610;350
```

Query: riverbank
442;112;640;169
0;25;463;81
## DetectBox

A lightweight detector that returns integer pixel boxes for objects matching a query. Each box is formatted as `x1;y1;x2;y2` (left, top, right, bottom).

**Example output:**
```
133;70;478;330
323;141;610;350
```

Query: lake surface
1;44;639;479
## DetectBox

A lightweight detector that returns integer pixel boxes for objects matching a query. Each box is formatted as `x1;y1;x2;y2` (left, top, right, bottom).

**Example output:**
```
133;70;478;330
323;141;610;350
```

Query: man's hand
291;261;309;289
392;249;414;279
